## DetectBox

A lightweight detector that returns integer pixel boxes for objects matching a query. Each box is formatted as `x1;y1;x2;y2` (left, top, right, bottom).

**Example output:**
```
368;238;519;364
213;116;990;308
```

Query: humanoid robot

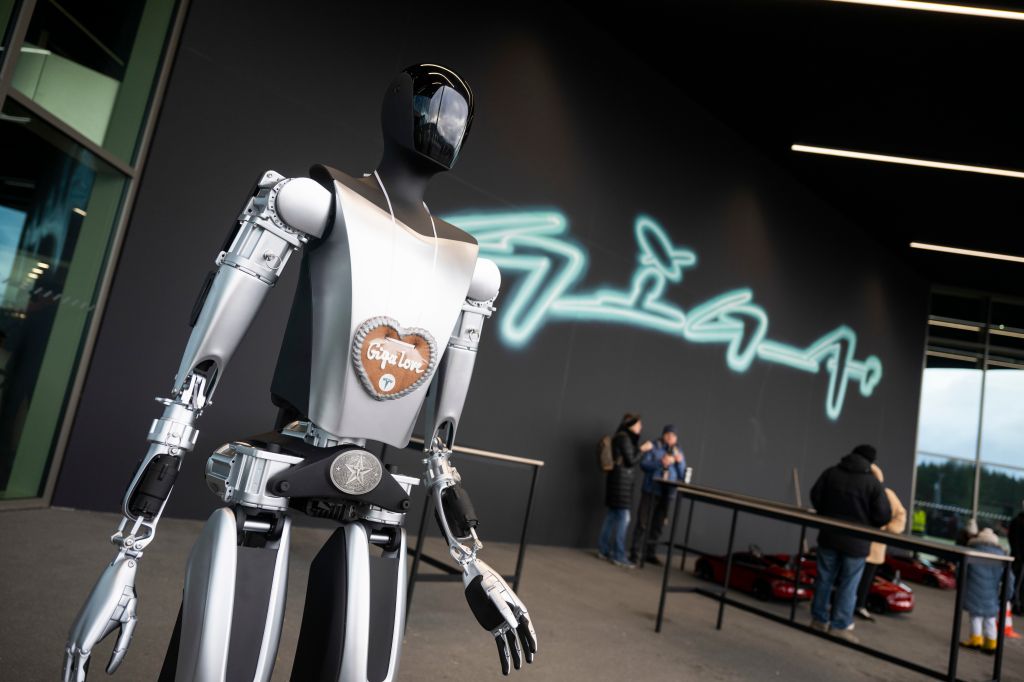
64;64;537;682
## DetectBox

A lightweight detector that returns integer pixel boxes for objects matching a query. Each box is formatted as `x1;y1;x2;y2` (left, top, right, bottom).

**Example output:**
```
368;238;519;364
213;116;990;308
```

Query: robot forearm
111;171;331;557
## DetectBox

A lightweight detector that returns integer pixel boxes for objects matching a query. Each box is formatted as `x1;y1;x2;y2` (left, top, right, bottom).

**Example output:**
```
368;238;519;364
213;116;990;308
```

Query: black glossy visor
409;67;474;168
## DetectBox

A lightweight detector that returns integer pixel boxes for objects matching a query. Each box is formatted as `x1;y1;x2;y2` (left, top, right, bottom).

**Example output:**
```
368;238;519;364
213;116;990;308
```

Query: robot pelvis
206;431;410;515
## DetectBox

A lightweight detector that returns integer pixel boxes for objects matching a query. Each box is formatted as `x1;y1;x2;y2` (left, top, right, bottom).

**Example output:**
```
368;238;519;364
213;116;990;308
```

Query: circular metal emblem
329;450;383;496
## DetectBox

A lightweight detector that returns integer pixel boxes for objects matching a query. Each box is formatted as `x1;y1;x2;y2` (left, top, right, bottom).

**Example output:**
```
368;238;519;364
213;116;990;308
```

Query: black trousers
856;562;879;611
630;491;670;560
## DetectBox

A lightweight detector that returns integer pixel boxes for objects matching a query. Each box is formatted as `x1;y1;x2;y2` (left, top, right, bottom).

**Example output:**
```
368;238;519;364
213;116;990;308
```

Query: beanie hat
852;444;877;462
663;424;677;435
969;527;1000;548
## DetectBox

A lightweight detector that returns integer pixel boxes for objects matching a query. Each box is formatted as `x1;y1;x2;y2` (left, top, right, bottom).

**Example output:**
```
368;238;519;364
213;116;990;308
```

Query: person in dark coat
596;413;651;568
1008;502;1024;615
961;528;1015;652
629;424;686;565
809;444;892;643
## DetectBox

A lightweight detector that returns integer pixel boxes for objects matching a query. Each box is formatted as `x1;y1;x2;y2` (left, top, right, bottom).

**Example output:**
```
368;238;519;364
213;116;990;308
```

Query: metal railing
380;437;544;620
652;481;1014;682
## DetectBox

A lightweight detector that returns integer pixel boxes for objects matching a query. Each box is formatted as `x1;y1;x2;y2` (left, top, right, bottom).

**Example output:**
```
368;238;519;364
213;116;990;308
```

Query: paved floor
1;508;1020;681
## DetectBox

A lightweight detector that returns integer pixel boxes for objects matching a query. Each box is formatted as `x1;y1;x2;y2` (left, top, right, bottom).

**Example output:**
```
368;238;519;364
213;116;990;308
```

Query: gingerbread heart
351;316;438;400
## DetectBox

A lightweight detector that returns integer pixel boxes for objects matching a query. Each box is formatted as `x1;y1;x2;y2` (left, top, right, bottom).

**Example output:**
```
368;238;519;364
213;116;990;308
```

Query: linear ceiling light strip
829;0;1024;21
791;144;1024;180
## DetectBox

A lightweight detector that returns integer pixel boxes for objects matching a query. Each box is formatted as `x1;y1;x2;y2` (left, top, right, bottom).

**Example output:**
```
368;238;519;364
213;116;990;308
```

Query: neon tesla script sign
442;210;883;421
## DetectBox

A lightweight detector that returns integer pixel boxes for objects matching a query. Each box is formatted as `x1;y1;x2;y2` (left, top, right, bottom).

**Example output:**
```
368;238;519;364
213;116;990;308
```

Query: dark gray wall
54;0;928;552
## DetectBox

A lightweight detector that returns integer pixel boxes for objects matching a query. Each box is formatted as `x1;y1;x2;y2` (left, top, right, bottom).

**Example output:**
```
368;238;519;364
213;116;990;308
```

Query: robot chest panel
337;183;476;344
302;182;477;443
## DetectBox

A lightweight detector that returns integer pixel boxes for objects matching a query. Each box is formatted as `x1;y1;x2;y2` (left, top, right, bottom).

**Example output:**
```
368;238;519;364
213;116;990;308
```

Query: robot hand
462;558;538;675
63;555;139;681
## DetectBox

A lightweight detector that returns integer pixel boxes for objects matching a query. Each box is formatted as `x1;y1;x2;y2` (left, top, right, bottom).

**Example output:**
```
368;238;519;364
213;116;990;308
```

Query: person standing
961;527;1016;653
855;463;906;621
1009;502;1024;615
809;444;892;642
629;424;686;565
597;414;651;568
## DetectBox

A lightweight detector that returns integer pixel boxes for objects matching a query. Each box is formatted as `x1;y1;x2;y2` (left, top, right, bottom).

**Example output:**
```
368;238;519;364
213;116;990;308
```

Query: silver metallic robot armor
64;64;537;682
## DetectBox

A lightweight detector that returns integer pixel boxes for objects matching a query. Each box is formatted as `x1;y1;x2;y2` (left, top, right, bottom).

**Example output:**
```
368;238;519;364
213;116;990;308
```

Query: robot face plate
407;64;474;169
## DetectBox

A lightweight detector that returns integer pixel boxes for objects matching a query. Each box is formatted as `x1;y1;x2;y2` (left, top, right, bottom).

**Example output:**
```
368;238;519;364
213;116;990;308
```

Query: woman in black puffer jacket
597;414;650;567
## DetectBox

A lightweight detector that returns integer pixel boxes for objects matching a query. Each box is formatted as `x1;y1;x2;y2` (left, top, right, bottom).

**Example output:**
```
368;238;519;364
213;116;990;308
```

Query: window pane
916;364;983;461
911;453;976;542
979;368;1024;469
0;98;126;500
976;463;1024;536
9;0;175;163
0;0;17;52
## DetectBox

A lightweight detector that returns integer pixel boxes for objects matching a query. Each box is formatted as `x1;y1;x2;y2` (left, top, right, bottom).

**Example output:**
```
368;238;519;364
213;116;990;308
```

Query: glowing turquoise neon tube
443;210;883;421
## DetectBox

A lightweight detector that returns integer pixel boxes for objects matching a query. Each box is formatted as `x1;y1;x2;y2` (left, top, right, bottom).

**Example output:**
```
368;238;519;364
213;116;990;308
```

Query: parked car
879;553;956;590
787;552;915;614
694;548;814;601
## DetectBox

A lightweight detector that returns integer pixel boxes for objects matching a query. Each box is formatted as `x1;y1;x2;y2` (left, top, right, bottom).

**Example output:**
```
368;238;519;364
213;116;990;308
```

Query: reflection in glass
0;0;16;51
0;99;125;499
10;0;175;162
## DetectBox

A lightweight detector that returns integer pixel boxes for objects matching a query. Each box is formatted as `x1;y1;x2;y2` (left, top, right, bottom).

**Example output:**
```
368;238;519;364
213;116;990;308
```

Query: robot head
382;63;475;171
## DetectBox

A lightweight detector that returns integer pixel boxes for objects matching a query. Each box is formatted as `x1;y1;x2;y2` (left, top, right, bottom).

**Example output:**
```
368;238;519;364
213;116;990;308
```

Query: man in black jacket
809;444;892;643
596;414;651;568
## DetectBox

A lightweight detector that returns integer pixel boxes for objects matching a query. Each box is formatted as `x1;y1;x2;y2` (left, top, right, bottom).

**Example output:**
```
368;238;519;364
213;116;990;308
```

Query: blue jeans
598;507;631;562
811;547;866;630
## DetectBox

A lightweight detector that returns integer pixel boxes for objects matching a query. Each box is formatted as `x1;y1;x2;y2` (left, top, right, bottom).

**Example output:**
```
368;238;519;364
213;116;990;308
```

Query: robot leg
291;522;407;682
159;507;292;682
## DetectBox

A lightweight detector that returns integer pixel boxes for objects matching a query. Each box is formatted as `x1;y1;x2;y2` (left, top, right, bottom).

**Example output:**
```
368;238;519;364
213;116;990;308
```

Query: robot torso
271;165;479;447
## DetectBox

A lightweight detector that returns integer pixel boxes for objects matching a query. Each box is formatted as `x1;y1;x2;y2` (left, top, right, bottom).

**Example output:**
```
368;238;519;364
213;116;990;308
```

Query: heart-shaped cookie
351;316;438;400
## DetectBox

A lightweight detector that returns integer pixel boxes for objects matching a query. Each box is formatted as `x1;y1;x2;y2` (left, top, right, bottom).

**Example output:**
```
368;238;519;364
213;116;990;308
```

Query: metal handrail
407;436;545;467
663;482;1011;563
653;480;1013;682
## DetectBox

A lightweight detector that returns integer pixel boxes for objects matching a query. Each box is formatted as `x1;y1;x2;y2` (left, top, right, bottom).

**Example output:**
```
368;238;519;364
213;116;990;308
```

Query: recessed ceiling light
72;207;87;217
829;0;1024;21
27;272;39;279
791;144;1024;180
37;262;49;269
911;242;1024;264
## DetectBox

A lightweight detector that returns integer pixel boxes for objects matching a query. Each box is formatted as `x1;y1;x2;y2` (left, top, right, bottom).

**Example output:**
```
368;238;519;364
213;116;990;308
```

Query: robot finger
62;645;76;682
107;612;137;673
505;630;522;670
517;614;538;660
72;648;91;682
495;633;511;676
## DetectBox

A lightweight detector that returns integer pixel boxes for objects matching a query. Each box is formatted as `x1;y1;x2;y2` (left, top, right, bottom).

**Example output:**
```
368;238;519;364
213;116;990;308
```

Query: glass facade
912;291;1024;542
0;0;179;503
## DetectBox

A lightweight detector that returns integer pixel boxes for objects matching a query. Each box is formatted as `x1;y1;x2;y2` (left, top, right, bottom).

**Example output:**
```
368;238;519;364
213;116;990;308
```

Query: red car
694;550;814;601
879;554;956;590
785;553;916;614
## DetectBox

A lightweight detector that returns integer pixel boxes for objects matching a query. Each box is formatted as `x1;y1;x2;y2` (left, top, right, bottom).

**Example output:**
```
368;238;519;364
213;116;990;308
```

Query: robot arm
421;258;538;675
64;170;330;682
